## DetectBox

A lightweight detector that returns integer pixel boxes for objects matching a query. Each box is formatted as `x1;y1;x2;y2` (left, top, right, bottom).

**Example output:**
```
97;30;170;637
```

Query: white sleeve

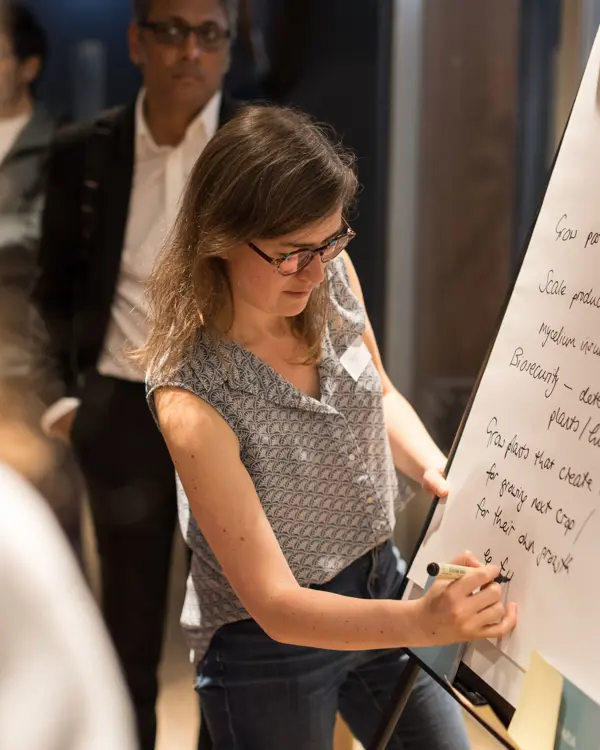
40;397;81;433
0;463;136;750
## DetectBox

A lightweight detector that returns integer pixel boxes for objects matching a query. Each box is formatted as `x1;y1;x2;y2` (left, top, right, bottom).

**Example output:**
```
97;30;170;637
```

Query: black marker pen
427;562;511;584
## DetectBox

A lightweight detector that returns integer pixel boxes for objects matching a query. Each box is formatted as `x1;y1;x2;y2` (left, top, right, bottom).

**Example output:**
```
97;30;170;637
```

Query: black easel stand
367;655;422;750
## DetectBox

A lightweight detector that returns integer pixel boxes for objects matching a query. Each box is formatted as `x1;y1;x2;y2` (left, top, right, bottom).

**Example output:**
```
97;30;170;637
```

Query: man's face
129;0;231;112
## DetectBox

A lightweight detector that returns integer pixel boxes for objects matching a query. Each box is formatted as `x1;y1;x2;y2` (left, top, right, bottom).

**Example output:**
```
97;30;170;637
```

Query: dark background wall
261;0;394;345
27;0;138;117
413;0;521;452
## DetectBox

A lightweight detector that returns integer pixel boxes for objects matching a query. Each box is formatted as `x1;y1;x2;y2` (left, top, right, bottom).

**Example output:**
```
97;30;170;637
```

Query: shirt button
349;454;356;462
367;496;374;504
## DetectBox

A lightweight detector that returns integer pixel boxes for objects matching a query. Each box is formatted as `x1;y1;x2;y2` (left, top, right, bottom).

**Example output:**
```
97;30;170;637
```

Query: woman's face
225;207;344;321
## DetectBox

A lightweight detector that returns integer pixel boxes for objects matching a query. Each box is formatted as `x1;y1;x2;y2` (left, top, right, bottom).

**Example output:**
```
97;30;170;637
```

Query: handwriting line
579;416;591;441
574;508;596;545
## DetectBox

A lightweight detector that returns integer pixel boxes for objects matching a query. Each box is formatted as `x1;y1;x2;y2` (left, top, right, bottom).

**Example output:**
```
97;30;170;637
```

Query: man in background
33;1;238;747
0;1;54;288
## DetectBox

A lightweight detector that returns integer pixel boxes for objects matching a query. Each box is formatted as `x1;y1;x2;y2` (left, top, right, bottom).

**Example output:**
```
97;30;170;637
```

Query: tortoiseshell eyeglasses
248;220;356;276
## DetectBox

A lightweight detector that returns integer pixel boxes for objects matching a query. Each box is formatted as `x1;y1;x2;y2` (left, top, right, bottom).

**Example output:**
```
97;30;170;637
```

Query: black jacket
32;95;239;398
0;106;58;289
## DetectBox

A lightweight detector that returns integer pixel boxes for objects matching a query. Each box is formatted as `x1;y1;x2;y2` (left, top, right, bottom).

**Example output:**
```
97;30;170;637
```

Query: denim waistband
309;539;403;601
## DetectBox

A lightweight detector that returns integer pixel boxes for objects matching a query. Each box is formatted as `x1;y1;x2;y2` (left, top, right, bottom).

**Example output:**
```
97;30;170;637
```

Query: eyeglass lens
278;233;352;276
150;21;228;51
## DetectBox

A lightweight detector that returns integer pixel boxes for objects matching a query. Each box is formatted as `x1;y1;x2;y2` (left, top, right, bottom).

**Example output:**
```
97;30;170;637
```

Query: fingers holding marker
468;581;504;614
436;562;514;623
421;557;518;644
427;560;511;586
443;567;502;618
448;577;516;641
448;550;483;569
471;601;507;630
479;602;518;639
461;600;516;641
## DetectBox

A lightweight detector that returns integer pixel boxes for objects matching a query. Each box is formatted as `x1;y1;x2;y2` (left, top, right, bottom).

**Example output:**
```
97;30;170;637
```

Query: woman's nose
300;253;326;284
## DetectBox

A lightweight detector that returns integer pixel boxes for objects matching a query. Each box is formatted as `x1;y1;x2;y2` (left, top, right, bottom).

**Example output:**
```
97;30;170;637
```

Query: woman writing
139;106;517;749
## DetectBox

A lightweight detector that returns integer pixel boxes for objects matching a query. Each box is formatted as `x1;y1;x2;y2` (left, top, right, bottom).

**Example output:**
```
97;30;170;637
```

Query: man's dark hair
7;2;48;72
132;0;239;35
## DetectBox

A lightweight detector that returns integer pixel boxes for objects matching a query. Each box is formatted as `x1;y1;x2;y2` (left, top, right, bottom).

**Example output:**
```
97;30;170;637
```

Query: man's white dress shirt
0;111;30;164
98;89;221;381
42;90;221;431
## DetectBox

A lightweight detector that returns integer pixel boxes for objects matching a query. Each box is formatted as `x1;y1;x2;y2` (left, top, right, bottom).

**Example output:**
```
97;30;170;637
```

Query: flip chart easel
369;22;600;750
367;653;516;750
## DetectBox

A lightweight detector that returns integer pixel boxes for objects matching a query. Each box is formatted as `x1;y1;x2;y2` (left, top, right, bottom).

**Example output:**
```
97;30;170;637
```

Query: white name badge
340;336;372;382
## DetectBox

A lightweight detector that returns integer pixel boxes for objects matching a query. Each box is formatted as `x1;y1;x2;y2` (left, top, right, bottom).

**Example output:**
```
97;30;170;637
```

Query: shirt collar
135;88;222;152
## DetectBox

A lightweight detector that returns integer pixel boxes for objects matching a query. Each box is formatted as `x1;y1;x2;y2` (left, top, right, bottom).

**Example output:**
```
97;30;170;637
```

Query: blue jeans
196;541;469;750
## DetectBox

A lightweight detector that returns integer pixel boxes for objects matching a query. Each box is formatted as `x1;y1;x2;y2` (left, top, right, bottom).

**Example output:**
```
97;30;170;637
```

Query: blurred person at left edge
0;2;83;552
0;1;56;288
0;308;137;750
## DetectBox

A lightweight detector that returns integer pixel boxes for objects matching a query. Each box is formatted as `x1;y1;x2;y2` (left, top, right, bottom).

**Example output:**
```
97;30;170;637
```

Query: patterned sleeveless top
147;256;411;662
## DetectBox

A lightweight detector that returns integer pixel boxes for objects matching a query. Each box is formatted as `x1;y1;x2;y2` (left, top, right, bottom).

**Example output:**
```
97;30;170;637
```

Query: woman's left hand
421;466;450;499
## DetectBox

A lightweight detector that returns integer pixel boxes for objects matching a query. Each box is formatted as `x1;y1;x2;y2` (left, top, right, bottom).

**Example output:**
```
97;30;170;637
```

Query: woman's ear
218;241;241;262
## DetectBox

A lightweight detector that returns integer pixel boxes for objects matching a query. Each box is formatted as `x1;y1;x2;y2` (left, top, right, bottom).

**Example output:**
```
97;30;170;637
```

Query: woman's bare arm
341;252;448;495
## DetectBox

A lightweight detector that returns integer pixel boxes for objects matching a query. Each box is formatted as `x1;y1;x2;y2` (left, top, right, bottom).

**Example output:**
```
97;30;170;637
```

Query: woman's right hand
415;552;518;646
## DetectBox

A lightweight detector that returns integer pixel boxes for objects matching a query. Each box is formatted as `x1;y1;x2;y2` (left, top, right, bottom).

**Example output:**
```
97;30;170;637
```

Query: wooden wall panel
415;0;520;449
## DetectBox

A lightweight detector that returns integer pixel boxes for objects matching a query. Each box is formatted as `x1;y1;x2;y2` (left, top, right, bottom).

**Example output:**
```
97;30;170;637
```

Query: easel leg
367;656;421;750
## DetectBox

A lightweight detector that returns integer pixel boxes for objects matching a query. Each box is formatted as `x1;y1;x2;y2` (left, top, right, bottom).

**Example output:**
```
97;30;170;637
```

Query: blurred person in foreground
0;286;84;549
0;2;82;551
140;105;517;749
0;316;137;750
0;0;56;289
33;1;239;747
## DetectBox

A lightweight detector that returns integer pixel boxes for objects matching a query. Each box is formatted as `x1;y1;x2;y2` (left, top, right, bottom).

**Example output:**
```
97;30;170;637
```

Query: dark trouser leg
195;543;468;750
338;542;470;750
194;549;386;750
339;650;470;750
197;708;213;750
72;373;178;750
196;619;343;750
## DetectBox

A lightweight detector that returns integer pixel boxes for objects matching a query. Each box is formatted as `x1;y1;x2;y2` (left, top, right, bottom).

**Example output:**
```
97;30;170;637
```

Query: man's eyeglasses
139;20;230;52
248;221;356;277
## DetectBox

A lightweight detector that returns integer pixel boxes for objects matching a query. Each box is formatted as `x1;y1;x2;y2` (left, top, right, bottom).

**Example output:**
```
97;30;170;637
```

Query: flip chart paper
408;29;600;705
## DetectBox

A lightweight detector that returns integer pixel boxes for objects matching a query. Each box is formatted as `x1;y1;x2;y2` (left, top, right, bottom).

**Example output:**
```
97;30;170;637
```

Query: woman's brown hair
136;105;358;377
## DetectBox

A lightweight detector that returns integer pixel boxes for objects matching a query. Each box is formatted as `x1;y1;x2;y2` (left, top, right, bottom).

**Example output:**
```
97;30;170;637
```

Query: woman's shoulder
326;254;366;342
146;331;231;422
147;330;224;392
